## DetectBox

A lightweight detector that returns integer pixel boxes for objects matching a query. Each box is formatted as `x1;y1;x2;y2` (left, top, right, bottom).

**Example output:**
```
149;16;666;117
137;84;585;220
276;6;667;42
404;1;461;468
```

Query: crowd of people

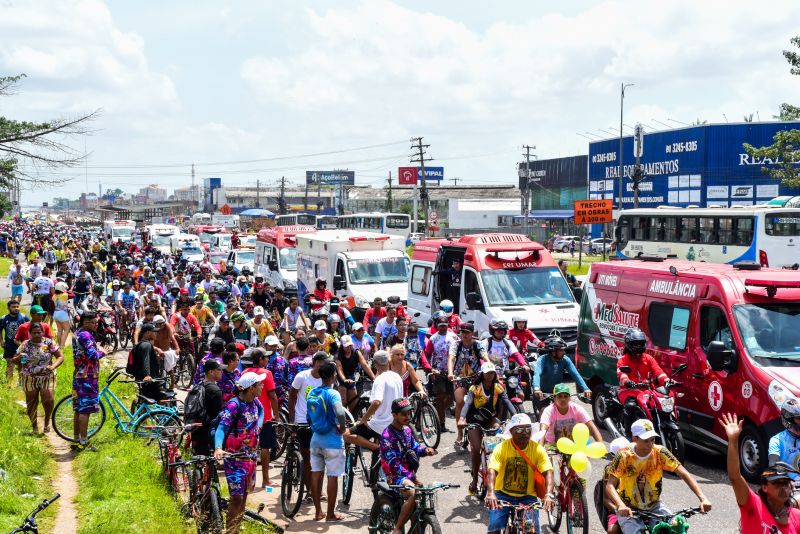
2;218;800;533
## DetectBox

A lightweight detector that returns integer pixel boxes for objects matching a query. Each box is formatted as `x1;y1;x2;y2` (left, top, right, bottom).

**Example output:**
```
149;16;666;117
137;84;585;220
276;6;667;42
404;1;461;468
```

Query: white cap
508;412;532;429
609;437;632;455
153;315;166;324
253;306;265;316
480;361;497;375
237;371;267;390
314;320;327;331
264;335;280;346
340;335;354;348
352;322;364;331
631;419;658;440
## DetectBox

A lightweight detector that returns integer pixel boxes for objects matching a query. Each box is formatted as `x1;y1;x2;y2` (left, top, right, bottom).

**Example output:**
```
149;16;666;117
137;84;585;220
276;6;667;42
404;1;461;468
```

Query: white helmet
440;299;454;317
55;281;69;292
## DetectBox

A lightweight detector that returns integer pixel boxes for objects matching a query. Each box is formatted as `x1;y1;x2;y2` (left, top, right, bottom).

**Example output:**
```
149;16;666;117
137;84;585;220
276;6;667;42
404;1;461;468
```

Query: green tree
0;74;98;189
0;194;11;217
743;36;800;187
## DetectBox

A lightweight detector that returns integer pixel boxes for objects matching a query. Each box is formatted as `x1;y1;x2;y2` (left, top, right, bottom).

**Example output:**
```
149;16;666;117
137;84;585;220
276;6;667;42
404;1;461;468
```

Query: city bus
275;213;338;229
336;212;411;237
614;205;800;268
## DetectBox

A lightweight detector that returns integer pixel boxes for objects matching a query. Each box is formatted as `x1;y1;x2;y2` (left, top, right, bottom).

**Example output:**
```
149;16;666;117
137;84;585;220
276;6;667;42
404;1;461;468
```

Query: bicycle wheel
51;394;107;443
178;352;195;390
545;490;563;532
200;487;224;534
419;513;443;534
280;449;304;518
566;479;589;534
476;453;488;500
270;411;288;461
132;409;182;440
368;493;397;534
416;401;441;449
342;445;357;505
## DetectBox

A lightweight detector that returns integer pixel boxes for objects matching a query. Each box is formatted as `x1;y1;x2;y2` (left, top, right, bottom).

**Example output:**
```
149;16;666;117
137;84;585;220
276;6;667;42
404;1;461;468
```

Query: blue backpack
307;386;336;435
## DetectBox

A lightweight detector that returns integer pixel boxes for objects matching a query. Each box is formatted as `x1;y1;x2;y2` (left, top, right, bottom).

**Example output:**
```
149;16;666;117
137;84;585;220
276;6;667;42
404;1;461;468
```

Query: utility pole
256;179;261;208
386;172;394;212
191;163;196;206
410;137;431;236
316;173;322;212
450;178;460;186
619;83;634;210
522;145;535;238
278;176;287;214
304;180;309;211
633;123;644;208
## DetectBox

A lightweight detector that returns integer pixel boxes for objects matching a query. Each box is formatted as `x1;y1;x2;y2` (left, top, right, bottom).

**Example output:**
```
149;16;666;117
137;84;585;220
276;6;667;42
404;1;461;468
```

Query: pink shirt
739;488;800;534
540;403;590;444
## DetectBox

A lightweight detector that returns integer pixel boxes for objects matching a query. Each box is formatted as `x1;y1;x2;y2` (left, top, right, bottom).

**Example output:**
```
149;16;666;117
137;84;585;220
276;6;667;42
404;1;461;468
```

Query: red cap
180;288;189;295
234;342;245;355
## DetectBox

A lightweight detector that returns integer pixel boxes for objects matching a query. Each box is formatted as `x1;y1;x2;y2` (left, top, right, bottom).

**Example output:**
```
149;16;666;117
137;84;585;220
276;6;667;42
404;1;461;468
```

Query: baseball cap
29;305;45;315
762;465;794;482
352;322;364;331
253;306;265;316
459;322;475;333
236;371;266;390
312;351;331;362
264;335;280;346
480;361;497;375
314;320;327;331
153;315;166;324
391;397;413;414
234;342;245;355
553;383;571;396
140;323;156;334
508;413;533;430
146;285;155;292
631;419;658;440
372;350;390;366
340;334;354;348
180;288;189;295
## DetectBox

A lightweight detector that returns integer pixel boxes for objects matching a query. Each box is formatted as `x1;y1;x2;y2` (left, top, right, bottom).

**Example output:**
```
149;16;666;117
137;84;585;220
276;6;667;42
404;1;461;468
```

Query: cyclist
606;419;711;533
388;343;427;399
242;348;280;491
508;316;542;353
129;324;168;402
312;319;337;355
769;399;800;485
249;306;274;344
350;322;375;360
722;412;800;533
335;334;374;409
171;301;201;358
374;305;399;350
280;296;308;333
538;383;603;446
457;361;516;496
379;397;438;534
485;413;555;534
193;337;226;386
448;322;488;445
533;334;591;404
81;283;107;313
205;289;225;317
422;317;459;432
213;372;265;534
209;314;235;346
115;281;139;332
363;297;386;336
191;294;216;329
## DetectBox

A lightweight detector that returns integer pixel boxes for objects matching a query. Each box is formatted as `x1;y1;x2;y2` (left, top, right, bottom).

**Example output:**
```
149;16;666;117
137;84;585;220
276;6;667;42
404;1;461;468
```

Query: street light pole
619;83;634;210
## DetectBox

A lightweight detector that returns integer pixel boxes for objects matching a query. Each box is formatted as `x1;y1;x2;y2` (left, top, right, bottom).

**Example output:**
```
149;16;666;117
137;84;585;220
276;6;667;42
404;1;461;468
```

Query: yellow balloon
586;441;608;459
557;437;577;455
570;451;589;472
572;423;590;446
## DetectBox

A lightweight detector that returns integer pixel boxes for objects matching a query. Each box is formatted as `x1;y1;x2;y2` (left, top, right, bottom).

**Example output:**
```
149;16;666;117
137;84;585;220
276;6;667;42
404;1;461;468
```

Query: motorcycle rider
482;319;527;386
438;299;462;333
508;316;542;353
310;277;334;311
533;334;591;403
769;399;800;486
617;329;669;426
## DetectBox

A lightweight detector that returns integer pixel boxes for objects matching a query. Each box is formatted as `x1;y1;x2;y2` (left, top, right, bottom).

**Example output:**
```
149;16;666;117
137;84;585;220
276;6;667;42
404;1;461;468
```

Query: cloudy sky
2;0;799;204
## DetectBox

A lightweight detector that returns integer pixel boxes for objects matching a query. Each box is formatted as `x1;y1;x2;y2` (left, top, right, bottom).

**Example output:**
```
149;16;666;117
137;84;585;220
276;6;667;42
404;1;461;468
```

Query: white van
255;225;317;297
170;234;203;262
295;230;409;320
104;220;136;242
146;224;179;254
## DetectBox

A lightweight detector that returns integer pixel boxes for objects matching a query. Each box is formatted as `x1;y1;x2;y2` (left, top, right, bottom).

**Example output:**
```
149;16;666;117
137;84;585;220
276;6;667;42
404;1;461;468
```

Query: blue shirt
533;353;589;394
308;385;344;450
0;312;29;351
769;430;800;480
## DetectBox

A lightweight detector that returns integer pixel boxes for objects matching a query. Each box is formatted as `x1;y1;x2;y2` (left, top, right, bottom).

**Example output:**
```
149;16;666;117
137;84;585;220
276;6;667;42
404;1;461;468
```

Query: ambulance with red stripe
407;233;579;345
254;225;316;297
577;257;800;481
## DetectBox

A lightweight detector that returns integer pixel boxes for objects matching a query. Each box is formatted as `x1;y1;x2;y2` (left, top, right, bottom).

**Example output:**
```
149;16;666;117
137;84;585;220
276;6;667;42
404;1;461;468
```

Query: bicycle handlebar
10;494;60;532
388;483;460;492
168;451;255;468
631;506;702;520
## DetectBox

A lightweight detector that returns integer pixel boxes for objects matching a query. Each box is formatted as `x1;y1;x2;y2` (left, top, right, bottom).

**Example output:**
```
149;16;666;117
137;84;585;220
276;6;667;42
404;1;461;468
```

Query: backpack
307;386;335;435
125;347;136;375
184;382;208;425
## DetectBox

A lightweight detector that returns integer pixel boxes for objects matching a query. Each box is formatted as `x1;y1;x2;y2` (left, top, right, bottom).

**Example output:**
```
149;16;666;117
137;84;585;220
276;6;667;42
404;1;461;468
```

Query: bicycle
341;411;384;506
630;506;703;534
270;406;289;461
116;307;137;349
51;367;182;442
544;450;589;534
460;422;503;500
9;494;60;534
492;499;545;534
145;422;201;498
369;481;459;534
408;390;441;449
276;422;308;518
175;336;197;390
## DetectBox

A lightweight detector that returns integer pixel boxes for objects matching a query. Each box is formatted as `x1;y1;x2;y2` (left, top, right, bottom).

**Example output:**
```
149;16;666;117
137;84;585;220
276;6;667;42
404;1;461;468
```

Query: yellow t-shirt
191;305;214;326
249;318;274;342
609;445;680;510
488;438;552;497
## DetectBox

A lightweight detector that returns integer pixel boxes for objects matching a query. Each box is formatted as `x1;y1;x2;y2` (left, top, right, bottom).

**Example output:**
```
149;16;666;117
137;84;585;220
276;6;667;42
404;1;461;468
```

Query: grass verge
0;300;58;533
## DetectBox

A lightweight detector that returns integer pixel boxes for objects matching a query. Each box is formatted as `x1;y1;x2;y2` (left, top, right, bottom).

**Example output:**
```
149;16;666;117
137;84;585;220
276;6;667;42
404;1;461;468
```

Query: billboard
588;122;800;208
204;177;222;190
305;170;355;186
518;155;587;188
398;167;418;185
419;166;444;182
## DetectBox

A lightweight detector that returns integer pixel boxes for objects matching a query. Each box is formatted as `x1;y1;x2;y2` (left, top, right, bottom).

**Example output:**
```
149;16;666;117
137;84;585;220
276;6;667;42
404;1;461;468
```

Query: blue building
588;121;800;211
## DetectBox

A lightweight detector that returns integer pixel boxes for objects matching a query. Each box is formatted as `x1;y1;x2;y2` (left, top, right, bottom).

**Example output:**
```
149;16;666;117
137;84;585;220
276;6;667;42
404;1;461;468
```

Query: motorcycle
502;362;526;416
73;307;118;354
592;363;688;463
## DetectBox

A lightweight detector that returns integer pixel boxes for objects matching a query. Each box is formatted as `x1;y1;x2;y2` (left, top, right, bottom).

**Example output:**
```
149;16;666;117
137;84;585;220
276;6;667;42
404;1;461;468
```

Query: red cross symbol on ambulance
708;381;723;411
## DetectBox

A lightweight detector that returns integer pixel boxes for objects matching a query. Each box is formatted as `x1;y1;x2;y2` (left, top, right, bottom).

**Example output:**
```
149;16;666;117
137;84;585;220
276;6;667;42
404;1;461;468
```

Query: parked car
589;238;613;255
552;235;589;253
